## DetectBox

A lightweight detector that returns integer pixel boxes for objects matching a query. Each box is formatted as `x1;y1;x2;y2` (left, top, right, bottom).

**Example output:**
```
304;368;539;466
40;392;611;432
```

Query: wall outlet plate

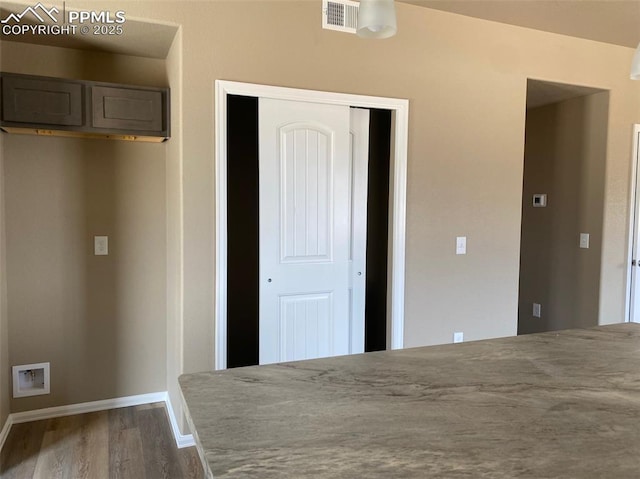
453;332;464;343
533;303;541;318
580;233;590;249
533;194;547;207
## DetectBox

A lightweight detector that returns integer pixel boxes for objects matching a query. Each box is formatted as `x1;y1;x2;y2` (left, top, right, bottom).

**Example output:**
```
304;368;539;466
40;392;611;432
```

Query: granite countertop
179;324;640;478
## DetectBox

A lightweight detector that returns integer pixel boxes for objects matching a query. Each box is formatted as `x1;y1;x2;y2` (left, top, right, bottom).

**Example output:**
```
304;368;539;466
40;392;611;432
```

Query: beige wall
519;92;609;334
165;29;185;430
1;42;169;412
0;0;639;427
0;131;9;427
117;0;635;358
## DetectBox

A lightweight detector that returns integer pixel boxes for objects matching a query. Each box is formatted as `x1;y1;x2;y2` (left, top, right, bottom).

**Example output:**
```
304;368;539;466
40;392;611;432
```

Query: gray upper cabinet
91;86;164;132
0;72;170;142
2;75;83;126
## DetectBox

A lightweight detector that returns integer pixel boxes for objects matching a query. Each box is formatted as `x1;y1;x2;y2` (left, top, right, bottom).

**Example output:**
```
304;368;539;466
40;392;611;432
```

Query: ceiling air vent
323;0;359;34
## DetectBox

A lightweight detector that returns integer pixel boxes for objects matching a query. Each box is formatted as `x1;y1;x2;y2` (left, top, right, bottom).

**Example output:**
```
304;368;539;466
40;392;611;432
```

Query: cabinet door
2;75;83;126
91;86;164;133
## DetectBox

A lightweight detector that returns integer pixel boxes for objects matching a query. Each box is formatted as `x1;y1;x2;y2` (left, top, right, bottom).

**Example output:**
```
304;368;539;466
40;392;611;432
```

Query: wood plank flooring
0;403;204;479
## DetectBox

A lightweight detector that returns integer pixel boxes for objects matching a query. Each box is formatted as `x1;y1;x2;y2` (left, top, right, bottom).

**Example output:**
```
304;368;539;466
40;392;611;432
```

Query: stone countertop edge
179;386;215;479
179;323;640;478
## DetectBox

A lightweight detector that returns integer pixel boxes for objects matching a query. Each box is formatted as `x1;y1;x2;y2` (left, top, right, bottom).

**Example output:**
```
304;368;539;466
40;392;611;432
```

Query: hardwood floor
0;403;204;479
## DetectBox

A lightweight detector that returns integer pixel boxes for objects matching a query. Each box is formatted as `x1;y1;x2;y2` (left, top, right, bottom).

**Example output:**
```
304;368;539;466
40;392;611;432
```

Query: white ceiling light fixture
357;0;397;39
632;42;640;80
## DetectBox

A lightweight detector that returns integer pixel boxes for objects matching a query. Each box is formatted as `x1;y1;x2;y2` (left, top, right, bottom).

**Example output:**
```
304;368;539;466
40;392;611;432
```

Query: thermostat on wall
533;194;547;207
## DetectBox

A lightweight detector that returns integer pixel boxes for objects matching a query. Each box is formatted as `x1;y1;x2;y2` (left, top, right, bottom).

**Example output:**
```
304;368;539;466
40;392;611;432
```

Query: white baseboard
9;391;167;425
0;391;194;452
164;392;196;448
0;413;12;452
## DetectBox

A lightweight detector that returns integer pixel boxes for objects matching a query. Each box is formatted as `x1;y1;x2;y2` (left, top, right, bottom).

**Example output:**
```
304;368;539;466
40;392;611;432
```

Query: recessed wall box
533;194;547;207
12;362;50;398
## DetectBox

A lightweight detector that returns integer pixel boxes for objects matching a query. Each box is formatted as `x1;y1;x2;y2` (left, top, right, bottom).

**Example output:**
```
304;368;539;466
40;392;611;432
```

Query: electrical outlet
453;332;464;343
532;194;547;207
533;303;541;318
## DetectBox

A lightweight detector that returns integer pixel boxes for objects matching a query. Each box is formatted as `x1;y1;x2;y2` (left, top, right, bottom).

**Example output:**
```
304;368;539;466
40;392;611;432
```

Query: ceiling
400;0;640;48
0;2;178;58
1;1;638;59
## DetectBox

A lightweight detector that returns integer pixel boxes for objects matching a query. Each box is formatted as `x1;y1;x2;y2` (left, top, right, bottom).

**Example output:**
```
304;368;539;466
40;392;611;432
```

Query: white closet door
259;98;367;364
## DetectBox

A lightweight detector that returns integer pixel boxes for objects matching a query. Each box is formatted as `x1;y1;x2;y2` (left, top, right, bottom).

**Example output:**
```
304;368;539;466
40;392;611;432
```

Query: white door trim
625;124;640;322
214;80;409;370
349;107;371;355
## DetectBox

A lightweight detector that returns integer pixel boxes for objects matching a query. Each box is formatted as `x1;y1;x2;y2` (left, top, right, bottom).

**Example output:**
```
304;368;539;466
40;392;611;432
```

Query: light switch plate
533;303;541;318
579;233;590;249
456;236;466;255
94;236;108;255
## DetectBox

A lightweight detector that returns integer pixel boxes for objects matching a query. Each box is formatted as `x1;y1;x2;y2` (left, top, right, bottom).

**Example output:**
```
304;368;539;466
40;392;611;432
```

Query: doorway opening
226;96;390;367
214;81;409;369
518;79;609;335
